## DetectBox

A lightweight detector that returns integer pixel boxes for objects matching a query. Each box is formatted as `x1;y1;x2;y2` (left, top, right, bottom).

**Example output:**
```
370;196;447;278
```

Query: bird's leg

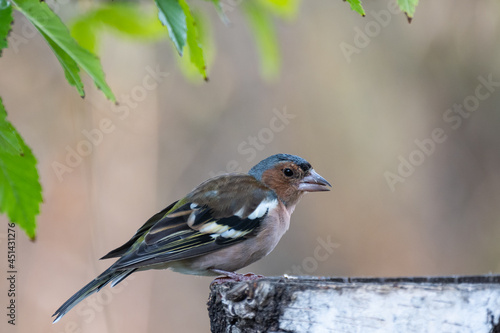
211;269;264;284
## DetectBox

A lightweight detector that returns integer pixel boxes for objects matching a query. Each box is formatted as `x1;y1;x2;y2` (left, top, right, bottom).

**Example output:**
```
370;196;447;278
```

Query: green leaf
345;0;365;17
155;0;187;55
398;0;418;21
0;0;13;54
179;0;207;80
40;29;84;97
0;99;23;156
256;0;301;19
70;4;165;54
91;5;165;38
0;97;42;240
11;0;115;101
176;10;214;82
243;1;281;80
70;18;98;54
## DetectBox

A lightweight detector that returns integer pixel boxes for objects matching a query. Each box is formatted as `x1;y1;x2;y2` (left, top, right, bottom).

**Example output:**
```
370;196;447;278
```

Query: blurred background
1;0;500;332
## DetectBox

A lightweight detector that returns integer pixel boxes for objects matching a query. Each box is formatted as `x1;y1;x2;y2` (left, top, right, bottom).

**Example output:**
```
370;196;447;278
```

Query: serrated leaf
0;0;13;54
179;0;207;80
398;0;418;21
40;29;84;97
11;0;115;101
345;0;365;17
243;1;280;80
0;97;42;240
155;0;187;55
0;99;23;155
177;10;214;82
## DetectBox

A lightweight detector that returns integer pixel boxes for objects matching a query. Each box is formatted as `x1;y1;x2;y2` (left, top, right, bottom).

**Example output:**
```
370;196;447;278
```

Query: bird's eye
283;168;294;177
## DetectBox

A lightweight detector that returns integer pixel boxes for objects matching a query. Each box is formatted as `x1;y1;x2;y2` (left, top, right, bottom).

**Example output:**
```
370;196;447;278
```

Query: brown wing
108;174;278;270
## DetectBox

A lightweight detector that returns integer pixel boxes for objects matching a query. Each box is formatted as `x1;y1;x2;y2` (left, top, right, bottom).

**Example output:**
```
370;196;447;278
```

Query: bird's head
249;154;331;208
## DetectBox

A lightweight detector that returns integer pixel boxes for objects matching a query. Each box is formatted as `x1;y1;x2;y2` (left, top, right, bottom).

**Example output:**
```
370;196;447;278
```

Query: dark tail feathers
52;269;135;323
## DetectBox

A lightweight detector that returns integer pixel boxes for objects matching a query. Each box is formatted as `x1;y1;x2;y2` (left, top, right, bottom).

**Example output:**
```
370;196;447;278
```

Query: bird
52;153;331;323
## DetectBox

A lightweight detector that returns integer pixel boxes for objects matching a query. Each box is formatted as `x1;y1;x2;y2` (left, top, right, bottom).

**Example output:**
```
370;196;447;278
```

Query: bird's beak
298;169;332;192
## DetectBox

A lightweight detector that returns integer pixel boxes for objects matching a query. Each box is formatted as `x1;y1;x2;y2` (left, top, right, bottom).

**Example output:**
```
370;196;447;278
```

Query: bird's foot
211;269;264;285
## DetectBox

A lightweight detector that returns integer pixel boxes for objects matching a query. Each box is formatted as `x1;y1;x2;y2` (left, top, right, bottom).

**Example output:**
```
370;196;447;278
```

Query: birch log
208;275;500;333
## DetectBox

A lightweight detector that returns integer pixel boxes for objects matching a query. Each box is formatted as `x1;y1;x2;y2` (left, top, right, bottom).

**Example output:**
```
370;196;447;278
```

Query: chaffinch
53;153;331;323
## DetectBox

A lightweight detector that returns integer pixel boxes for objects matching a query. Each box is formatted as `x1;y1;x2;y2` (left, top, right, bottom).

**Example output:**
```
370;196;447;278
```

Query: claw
210;269;264;285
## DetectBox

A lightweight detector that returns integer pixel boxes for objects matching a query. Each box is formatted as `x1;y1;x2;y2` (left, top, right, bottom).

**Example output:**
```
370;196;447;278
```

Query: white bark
208;276;500;333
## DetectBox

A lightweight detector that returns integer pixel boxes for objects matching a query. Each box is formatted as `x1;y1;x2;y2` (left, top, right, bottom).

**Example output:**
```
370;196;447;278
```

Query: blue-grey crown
248;154;312;181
